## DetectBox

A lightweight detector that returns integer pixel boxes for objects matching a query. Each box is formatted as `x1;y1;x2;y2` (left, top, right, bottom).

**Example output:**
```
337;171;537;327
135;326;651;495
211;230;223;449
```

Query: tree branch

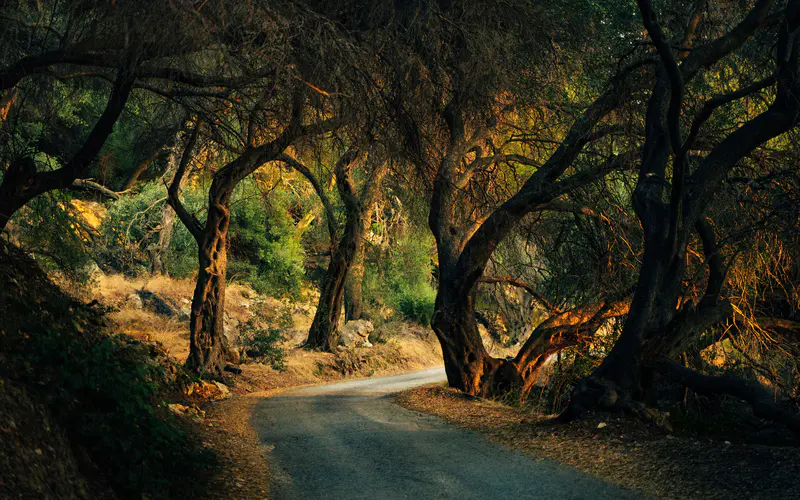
276;153;339;245
166;121;205;242
70;179;121;200
480;276;557;313
655;359;800;434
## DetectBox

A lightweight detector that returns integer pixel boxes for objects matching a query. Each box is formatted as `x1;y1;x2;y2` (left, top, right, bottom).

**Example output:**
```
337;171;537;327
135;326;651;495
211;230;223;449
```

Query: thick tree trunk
434;272;631;399
186;179;234;374
305;150;360;350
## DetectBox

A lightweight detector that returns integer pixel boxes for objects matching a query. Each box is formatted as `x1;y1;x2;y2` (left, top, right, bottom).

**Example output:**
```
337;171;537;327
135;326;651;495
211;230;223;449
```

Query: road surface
252;367;641;499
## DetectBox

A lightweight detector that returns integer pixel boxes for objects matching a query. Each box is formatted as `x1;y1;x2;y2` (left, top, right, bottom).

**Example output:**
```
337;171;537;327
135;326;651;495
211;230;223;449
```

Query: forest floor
396;386;800;500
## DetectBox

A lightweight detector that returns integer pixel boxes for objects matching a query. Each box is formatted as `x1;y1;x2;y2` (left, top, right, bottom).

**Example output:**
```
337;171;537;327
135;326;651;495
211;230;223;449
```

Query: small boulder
126;293;143;310
212;381;230;397
178;307;191;321
83;262;104;280
223;320;242;364
339;320;374;348
185;381;228;402
168;403;205;417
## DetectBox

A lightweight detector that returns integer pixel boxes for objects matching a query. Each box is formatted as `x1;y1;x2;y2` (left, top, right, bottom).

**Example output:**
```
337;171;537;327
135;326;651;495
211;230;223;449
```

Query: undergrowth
0;241;215;498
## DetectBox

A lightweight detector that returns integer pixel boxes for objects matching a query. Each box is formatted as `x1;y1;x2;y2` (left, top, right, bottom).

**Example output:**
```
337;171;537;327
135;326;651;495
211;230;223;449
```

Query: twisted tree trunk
564;0;800;421
0;72;133;232
186;176;234;373
305;150;360;350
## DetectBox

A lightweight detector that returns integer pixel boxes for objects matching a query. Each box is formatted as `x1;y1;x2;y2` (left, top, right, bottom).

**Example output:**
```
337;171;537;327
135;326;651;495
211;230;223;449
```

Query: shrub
97;182;202;276
364;227;437;325
227;180;307;298
396;282;437;325
10;190;96;286
240;320;287;371
0;242;214;498
239;299;292;370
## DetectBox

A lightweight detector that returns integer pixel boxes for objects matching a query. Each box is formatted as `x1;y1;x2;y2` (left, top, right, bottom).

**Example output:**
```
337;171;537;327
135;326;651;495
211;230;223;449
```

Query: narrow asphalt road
252;368;641;499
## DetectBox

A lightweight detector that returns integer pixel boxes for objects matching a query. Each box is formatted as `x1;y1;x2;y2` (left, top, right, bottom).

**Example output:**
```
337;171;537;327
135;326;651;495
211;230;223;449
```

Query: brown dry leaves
396;386;800;500
195;395;272;499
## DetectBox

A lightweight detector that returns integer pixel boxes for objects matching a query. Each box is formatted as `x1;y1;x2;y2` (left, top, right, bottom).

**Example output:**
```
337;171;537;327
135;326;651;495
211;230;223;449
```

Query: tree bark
186;176;234;373
563;0;800;419
305;150;361;350
0;71;133;232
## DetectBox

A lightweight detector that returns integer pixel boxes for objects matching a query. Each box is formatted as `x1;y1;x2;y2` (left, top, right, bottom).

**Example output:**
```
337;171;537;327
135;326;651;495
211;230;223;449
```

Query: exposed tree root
654;359;800;434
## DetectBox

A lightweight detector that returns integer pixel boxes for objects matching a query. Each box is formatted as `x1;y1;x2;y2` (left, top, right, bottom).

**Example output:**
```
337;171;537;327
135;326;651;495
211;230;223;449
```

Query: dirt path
250;368;641;499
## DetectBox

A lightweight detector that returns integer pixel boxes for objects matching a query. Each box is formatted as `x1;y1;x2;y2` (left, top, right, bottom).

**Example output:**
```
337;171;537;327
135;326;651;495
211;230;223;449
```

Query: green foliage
97;181;202;276
9;191;96;285
228;180;307;298
395;285;437;325
0;243;213;498
239;299;292;370
364;227;437;325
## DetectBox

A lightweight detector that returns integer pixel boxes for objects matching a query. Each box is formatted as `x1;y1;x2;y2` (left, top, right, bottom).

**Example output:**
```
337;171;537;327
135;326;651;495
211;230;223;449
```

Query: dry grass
97;272;443;395
91;273;446;498
396;386;800;500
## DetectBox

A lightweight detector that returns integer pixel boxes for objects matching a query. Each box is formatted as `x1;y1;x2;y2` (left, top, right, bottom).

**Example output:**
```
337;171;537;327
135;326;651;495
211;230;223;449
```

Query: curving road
252;368;641;499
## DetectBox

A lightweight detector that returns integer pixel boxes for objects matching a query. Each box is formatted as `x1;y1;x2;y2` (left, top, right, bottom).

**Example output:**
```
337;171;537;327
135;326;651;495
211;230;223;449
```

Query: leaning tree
369;0;644;397
165;1;380;373
565;0;800;432
0;0;223;232
278;146;389;350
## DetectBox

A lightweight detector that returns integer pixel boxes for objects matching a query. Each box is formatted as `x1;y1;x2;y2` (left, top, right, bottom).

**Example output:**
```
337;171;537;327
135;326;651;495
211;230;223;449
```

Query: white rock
212;381;230;397
339;320;375;347
178;307;191;321
84;262;104;279
126;293;143;310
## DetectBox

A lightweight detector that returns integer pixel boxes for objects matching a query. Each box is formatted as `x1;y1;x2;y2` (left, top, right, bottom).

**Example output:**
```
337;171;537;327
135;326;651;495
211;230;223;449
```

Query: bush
97;182;202;276
363;227;437;325
227;180;307;298
10;190;97;286
239;299;292;370
396;282;437;325
0;242;214;498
